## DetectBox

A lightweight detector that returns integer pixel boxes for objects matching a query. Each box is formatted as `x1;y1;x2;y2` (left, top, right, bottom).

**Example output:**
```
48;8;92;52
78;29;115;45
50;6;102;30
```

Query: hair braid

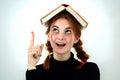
73;39;89;69
73;39;89;62
43;40;52;70
46;40;53;53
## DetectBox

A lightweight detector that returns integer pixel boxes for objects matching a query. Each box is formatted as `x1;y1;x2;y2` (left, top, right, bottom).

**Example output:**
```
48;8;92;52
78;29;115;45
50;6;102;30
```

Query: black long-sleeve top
26;53;100;80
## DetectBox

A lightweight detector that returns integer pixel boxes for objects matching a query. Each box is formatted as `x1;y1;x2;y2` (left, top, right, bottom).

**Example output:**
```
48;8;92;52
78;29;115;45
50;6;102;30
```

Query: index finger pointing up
29;31;35;48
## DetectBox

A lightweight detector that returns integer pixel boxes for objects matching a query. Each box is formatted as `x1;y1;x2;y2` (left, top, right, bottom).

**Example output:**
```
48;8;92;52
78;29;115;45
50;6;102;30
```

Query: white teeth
57;42;64;44
56;42;66;46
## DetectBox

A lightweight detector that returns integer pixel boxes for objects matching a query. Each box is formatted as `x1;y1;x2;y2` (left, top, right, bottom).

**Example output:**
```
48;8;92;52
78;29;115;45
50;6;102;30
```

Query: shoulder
82;62;100;79
85;62;99;69
83;62;100;72
82;62;100;74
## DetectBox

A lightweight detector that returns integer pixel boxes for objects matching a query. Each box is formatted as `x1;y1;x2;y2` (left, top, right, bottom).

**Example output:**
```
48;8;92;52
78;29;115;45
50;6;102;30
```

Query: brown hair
43;10;89;70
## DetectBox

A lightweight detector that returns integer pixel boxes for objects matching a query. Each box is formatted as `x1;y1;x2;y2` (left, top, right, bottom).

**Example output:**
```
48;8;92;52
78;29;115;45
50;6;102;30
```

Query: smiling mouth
56;42;66;47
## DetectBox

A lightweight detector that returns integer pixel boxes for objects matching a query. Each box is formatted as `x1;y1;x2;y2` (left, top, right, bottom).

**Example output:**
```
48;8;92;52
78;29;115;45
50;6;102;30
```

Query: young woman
26;4;100;80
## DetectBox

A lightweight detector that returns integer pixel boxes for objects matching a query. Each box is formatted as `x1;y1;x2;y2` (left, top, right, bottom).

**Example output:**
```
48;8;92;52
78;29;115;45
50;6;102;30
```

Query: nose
58;32;65;40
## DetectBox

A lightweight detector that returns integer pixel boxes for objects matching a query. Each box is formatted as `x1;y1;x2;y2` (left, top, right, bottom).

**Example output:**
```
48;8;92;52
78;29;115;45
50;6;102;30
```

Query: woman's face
48;18;78;55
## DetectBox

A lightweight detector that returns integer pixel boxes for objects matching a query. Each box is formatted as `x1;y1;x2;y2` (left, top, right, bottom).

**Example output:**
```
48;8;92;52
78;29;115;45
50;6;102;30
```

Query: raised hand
27;32;44;70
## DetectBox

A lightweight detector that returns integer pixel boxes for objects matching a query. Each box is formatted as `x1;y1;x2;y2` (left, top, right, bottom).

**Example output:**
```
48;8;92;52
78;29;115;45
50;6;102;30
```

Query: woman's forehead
50;18;72;28
51;26;71;30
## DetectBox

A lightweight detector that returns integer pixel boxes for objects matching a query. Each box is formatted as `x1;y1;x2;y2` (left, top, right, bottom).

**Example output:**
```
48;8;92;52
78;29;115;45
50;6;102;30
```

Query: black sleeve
26;64;44;80
26;69;38;80
84;62;100;80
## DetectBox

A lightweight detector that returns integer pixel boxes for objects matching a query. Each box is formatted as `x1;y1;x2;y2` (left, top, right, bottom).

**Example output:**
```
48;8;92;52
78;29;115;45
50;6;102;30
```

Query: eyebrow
65;27;71;29
52;25;59;28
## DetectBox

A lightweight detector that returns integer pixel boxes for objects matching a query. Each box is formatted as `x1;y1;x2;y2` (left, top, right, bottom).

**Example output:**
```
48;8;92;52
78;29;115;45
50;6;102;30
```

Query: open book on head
40;4;88;28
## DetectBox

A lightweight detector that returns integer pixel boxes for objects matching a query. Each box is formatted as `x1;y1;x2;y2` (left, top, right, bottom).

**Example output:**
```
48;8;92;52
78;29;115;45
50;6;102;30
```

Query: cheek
67;36;77;44
51;36;56;42
48;33;56;42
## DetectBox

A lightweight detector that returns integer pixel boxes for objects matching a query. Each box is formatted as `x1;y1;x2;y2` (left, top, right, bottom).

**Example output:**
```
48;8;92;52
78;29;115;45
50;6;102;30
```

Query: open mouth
56;42;66;47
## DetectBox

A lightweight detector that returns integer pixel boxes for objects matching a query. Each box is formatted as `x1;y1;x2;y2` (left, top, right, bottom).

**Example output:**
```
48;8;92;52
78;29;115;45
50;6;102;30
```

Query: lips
56;42;66;47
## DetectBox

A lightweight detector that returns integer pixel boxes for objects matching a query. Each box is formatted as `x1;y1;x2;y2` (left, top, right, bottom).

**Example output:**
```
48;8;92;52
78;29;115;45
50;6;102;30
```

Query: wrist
28;64;36;70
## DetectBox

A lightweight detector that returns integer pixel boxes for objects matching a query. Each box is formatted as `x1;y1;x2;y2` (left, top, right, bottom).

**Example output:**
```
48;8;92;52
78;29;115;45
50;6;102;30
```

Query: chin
54;50;69;55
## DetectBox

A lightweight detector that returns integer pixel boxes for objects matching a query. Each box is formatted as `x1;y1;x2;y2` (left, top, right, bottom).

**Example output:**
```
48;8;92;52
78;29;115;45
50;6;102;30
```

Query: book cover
40;4;88;28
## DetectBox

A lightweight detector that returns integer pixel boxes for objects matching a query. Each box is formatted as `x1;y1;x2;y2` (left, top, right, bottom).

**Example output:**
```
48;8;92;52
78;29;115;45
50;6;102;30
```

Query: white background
0;0;120;80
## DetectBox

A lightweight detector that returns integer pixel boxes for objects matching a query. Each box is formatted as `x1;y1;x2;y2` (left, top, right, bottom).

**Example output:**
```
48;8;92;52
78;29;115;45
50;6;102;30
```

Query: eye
53;27;59;33
65;29;71;34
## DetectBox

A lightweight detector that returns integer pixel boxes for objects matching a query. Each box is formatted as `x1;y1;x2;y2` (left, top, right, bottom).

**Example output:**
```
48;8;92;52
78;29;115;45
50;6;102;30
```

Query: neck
53;52;71;61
